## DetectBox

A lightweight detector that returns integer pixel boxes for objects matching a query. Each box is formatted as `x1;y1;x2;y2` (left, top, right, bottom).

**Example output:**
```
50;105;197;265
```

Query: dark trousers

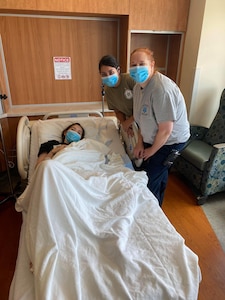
139;142;186;206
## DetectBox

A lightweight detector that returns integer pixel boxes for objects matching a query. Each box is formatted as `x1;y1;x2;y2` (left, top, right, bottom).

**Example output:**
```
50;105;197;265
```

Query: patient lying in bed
11;132;201;300
36;122;85;166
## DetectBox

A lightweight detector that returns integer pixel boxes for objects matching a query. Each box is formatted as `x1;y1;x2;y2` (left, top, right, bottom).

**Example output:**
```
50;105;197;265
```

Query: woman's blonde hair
130;47;155;62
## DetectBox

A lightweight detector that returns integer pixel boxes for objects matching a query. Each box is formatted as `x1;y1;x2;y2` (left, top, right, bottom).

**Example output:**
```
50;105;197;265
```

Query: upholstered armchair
174;88;225;205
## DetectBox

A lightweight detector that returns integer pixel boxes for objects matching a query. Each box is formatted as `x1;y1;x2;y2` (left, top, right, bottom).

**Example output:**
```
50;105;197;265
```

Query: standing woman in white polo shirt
129;47;190;206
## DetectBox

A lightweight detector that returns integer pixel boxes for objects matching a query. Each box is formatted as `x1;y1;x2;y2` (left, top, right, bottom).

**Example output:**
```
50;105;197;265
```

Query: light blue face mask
129;66;149;84
101;73;119;87
65;130;81;143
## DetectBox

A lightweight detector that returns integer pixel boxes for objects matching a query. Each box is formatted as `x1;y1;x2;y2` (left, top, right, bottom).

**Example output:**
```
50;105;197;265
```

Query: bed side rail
42;110;103;120
17;116;32;180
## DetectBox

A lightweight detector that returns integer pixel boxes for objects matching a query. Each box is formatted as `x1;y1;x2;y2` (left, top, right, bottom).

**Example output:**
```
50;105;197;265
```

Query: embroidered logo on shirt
124;89;133;99
141;105;149;115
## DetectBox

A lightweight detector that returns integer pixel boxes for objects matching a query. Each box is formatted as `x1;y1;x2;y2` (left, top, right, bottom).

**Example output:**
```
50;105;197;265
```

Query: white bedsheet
10;140;201;300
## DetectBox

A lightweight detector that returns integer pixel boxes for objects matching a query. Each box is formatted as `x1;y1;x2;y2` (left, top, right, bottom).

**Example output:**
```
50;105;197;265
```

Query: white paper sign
53;57;72;80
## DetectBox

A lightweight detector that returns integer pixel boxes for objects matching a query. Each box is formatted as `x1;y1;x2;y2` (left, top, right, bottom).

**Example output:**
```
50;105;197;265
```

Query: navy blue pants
139;142;186;206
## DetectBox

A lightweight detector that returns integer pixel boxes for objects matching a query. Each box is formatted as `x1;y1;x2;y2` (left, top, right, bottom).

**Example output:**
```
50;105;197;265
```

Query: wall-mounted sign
53;56;72;80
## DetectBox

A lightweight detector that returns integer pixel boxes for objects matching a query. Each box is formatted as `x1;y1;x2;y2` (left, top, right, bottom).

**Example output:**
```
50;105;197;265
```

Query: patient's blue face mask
101;73;119;87
65;130;81;143
129;66;149;84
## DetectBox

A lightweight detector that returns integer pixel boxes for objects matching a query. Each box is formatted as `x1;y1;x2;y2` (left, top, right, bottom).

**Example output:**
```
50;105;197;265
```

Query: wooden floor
163;172;225;300
1;172;225;299
0;197;22;300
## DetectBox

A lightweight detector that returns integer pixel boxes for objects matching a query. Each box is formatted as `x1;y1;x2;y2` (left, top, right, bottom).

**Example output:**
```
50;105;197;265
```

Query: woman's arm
35;144;66;167
133;130;144;158
143;121;173;160
121;116;134;135
114;110;134;136
114;110;126;124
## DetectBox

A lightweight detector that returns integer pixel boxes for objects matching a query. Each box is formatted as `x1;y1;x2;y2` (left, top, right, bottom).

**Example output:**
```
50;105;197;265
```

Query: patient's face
67;124;83;136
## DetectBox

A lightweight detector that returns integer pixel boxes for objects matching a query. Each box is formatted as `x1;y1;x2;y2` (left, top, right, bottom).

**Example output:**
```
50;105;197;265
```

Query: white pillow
37;117;99;144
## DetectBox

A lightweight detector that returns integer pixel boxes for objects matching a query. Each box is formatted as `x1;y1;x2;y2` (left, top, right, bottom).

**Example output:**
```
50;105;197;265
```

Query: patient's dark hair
98;55;120;71
62;122;85;141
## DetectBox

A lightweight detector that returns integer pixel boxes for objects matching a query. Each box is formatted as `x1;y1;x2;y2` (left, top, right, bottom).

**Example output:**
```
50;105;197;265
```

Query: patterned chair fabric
173;88;225;205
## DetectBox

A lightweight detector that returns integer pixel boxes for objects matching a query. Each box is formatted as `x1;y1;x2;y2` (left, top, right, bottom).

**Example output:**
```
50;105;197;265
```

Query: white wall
180;0;225;127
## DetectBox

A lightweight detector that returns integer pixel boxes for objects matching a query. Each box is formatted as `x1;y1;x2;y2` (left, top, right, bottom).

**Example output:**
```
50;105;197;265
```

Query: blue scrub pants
140;142;186;206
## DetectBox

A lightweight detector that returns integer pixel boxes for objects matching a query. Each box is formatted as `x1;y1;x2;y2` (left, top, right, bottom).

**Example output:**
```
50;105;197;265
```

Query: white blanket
10;140;201;300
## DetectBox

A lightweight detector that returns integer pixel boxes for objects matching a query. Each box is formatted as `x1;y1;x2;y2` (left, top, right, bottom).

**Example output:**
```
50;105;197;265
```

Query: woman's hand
143;147;154;161
121;120;134;137
121;116;135;137
126;125;134;137
35;144;67;168
142;121;174;160
133;130;144;158
134;143;144;159
51;144;67;155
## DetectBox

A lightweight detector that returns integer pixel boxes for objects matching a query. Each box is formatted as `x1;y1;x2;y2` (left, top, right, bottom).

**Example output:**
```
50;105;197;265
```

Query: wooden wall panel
0;0;130;15
0;44;9;112
0;16;119;105
167;34;182;83
130;33;183;83
118;16;129;72
129;0;190;31
130;33;169;69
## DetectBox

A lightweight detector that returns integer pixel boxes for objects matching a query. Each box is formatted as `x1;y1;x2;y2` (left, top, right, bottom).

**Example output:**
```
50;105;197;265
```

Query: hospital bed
9;111;201;300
